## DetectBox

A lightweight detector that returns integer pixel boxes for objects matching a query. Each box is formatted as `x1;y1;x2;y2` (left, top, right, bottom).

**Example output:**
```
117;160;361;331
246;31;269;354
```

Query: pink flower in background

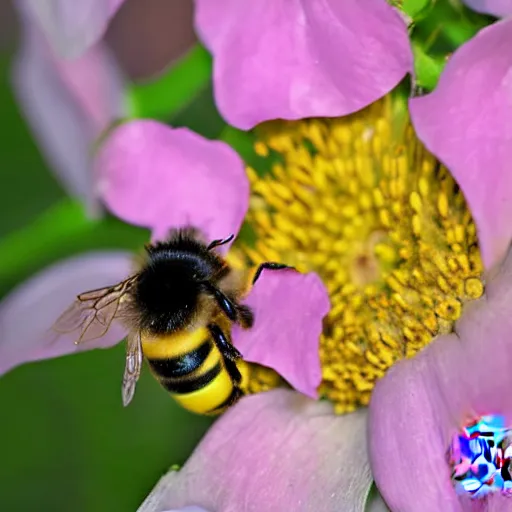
11;1;196;212
194;0;413;129
18;0;197;79
13;1;126;212
18;0;126;58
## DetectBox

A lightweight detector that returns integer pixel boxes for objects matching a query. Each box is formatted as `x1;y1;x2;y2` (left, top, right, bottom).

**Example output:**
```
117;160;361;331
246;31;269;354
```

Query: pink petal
161;508;210;512
0;252;132;375
19;0;125;58
13;7;125;211
232;269;329;399
96;120;249;245
409;19;512;270
138;389;373;512
462;0;512;17
368;247;512;511
194;0;412;130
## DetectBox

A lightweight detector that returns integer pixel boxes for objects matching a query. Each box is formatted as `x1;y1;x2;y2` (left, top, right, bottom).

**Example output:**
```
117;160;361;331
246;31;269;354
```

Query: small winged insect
54;227;289;414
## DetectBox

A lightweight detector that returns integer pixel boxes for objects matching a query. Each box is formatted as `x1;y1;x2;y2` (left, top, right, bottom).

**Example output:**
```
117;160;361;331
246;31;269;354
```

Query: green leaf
401;0;431;20
221;126;258;163
412;42;446;90
126;45;212;121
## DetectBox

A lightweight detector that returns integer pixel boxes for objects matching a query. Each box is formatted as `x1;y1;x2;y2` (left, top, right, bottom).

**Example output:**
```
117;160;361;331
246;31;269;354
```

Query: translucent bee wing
52;277;136;344
122;330;143;407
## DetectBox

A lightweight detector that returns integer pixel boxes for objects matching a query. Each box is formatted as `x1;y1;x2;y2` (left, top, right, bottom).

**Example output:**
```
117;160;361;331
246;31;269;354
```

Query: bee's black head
133;235;224;334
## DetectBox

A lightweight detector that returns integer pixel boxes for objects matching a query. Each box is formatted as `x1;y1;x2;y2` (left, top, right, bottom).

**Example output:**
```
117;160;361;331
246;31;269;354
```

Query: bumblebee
54;228;288;414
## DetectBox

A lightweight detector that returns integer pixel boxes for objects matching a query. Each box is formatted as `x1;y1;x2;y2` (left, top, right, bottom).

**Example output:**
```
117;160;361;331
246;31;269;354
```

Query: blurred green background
0;30;220;512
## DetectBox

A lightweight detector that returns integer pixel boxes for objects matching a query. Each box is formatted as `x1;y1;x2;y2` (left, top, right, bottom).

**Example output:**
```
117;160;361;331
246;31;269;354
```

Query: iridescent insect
54;227;289;414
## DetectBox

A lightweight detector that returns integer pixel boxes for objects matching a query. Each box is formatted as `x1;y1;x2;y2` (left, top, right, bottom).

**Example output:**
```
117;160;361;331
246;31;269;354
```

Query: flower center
449;415;512;497
238;98;485;413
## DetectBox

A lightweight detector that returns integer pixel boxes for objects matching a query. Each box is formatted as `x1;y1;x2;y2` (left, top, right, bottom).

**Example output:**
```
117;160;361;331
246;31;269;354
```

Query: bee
53;227;288;415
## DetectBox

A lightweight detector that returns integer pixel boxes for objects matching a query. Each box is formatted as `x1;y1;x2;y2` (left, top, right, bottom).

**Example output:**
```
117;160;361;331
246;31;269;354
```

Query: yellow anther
419;177;430;197
379;209;391;227
409;191;422;212
465;277;484;299
435;298;462;321
238;97;485;412
412;215;421;236
438;191;449;218
254;141;269;157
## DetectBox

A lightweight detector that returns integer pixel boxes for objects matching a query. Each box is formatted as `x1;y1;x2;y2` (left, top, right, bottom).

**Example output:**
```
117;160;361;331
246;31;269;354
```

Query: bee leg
202;283;238;321
252;262;293;285
223;358;243;385
202;282;255;327
208;323;242;362
236;304;254;329
207;234;235;251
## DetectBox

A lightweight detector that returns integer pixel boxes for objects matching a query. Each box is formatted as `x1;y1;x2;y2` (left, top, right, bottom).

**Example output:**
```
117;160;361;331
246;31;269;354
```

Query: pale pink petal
160;508;210;512
0;252;132;375
368;247;512;511
138;389;373;512
19;0;125;58
96;121;249;245
463;0;512;17
409;19;512;269
12;8;125;211
232;269;329;399
194;0;412;130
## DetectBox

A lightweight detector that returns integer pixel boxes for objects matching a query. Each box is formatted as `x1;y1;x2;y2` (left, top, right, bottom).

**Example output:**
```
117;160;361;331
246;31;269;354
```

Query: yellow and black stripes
141;327;244;415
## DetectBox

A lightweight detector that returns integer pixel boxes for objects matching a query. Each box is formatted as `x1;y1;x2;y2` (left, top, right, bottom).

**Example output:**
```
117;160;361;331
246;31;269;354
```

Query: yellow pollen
236;98;485;413
239;363;285;395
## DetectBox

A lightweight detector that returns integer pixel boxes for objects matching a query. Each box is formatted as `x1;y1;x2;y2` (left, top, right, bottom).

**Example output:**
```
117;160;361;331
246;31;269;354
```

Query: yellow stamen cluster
237;98;484;413
240;362;285;395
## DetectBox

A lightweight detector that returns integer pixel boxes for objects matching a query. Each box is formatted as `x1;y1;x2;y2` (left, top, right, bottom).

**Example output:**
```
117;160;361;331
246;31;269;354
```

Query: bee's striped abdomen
147;340;212;379
141;327;243;415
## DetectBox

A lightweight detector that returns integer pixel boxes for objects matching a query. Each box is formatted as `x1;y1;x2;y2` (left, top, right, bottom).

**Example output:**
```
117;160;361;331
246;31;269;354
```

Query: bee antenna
207;234;235;251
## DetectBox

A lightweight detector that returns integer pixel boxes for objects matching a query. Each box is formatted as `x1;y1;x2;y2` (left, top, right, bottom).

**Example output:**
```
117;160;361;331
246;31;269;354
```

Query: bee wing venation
122;331;143;407
52;277;135;344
